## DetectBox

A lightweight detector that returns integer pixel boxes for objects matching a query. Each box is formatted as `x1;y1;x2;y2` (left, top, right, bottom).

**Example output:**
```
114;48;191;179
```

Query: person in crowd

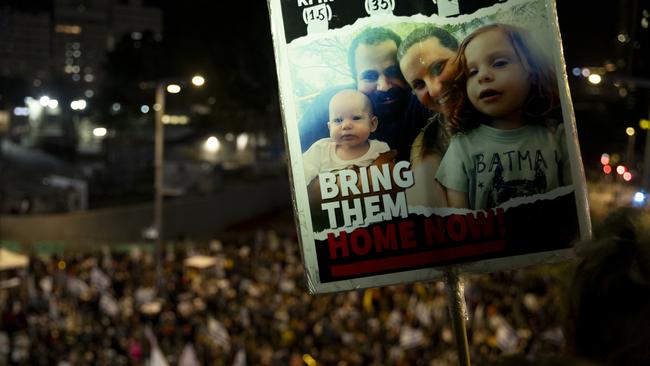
565;207;650;366
302;89;389;184
435;23;569;209
1;224;571;365
299;27;430;162
397;25;459;207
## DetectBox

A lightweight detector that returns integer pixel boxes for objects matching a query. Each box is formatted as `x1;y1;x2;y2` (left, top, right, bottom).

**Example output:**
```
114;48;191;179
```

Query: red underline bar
330;240;506;277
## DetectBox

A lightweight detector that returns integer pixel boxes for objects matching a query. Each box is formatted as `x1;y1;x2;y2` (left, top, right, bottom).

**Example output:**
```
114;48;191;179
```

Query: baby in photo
303;89;390;184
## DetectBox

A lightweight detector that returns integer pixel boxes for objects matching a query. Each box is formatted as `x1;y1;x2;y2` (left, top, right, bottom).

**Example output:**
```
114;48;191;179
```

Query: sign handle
444;268;471;366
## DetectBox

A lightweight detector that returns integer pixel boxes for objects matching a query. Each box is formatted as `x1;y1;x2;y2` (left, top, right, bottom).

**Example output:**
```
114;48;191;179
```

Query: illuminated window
55;24;82;34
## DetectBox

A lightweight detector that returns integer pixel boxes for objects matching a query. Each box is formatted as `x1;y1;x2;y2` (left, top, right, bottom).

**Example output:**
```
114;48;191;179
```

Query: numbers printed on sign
365;0;395;14
302;4;332;24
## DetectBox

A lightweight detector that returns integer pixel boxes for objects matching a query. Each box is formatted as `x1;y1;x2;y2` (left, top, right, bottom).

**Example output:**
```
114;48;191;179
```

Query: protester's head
444;23;559;134
327;89;378;150
566;207;650;366
397;26;458;112
348;27;410;117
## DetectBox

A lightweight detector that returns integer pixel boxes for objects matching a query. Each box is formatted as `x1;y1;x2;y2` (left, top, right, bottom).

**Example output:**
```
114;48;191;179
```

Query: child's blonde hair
444;23;560;134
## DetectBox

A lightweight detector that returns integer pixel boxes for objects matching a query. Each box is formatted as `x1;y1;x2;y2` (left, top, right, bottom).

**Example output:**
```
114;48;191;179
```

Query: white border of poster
268;0;591;294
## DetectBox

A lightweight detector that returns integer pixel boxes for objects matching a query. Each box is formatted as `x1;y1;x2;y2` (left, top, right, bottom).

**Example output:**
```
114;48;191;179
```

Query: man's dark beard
369;87;410;121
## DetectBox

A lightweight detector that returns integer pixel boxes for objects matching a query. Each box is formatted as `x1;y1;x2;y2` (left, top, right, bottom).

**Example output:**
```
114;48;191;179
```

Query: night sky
148;0;646;168
3;0;649;172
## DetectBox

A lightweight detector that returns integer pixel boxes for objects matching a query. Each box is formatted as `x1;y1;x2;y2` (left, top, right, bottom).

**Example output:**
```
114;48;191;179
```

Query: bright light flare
204;136;220;153
588;74;602;84
93;127;107;137
623;172;632;181
633;191;647;204
191;75;205;87
39;96;50;107
166;84;181;93
626;127;635;136
48;99;59;109
616;165;626;175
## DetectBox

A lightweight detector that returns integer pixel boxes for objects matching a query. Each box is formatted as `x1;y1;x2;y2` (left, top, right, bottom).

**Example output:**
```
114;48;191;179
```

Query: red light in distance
603;165;612;174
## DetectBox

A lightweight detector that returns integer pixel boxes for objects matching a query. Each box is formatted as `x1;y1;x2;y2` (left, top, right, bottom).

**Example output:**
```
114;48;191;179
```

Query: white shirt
302;138;390;184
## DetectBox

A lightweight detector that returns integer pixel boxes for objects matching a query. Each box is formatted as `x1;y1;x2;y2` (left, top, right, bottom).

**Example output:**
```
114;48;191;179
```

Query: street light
626;127;636;166
153;75;205;289
166;84;181;94
191;76;205;87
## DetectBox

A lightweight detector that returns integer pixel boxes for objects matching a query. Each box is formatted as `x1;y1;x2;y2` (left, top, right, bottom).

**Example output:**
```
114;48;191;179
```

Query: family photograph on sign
270;0;590;293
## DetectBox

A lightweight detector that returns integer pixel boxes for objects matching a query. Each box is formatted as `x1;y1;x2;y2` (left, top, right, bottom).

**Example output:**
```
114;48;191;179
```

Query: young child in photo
303;89;390;184
436;23;571;210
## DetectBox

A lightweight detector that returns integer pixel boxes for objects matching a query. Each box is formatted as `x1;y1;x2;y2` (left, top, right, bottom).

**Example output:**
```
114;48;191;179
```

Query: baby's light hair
444;23;560;135
328;89;375;121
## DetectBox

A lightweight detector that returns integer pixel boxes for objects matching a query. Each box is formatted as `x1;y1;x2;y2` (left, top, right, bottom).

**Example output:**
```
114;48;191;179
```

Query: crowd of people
1;217;575;366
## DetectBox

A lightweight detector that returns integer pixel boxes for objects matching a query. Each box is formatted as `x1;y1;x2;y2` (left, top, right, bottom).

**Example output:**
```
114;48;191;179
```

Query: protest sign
268;0;591;293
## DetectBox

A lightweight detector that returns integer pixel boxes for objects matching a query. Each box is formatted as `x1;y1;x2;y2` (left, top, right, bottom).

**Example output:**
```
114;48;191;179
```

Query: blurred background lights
13;107;29;116
617;33;628;42
47;99;59;109
600;153;610;165
191;75;205;86
641;119;650;130
204;136;220;153
140;105;150;113
619;88;628;97
161;115;189;125
93;127;107;137
623;171;632;181
626;127;635;136
581;68;591;77
39;96;51;106
587;74;602;84
616;165;626;175
166;84;181;93
603;165;612;174
633;191;647;205
70;99;87;110
572;67;581;76
236;133;249;151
